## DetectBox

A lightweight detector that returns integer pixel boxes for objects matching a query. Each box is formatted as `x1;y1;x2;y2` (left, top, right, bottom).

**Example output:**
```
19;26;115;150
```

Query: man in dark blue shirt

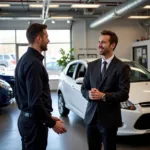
15;23;66;150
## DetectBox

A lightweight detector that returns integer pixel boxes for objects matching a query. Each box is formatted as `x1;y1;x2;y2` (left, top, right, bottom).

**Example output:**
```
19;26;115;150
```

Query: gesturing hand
52;120;67;134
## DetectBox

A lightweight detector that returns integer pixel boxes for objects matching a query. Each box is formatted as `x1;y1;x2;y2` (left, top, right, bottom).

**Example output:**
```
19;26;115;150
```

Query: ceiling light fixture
143;5;150;9
0;4;10;7
0;17;13;20
29;4;59;8
29;4;42;8
50;16;73;20
49;4;59;8
128;16;150;19
71;4;100;8
0;17;41;20
67;20;70;23
52;20;55;24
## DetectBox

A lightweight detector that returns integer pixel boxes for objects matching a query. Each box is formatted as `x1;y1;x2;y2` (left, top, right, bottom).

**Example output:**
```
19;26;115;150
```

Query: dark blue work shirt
15;47;56;127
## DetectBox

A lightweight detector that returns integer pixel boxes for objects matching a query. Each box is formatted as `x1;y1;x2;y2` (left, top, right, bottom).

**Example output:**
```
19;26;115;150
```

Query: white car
57;58;150;136
0;54;16;68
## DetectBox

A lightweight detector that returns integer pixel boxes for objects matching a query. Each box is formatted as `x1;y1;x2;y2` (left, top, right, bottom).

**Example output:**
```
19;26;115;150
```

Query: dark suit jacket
81;56;130;128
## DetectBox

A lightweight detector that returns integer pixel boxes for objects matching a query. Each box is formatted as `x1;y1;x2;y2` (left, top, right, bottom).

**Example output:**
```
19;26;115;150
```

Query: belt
21;111;33;118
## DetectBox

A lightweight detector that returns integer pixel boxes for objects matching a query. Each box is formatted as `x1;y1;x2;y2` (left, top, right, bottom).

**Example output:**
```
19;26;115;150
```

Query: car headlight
0;83;9;90
120;100;136;110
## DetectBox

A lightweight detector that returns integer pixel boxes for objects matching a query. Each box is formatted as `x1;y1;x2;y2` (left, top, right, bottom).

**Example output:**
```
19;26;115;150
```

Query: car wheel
58;93;70;116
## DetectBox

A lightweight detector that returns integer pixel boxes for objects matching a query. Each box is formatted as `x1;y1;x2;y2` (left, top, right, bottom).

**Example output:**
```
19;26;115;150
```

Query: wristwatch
101;93;106;101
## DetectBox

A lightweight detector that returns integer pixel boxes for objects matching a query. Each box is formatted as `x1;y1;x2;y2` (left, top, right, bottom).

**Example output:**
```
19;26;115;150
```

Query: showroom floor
0;91;150;150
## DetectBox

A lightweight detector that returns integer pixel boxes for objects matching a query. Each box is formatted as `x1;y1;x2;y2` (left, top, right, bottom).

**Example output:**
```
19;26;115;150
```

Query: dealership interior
0;0;150;150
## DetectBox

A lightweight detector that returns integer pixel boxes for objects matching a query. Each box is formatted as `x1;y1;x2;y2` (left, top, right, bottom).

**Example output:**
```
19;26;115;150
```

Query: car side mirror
76;77;84;84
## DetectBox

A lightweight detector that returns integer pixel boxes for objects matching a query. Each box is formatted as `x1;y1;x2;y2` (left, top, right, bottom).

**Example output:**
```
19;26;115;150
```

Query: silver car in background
0;54;16;68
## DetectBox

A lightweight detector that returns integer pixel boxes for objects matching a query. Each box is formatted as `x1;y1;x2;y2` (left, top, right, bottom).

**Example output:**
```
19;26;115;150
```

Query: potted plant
57;48;75;69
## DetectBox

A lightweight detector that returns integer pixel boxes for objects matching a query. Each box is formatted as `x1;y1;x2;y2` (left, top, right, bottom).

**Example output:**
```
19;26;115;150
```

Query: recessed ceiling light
128;16;150;19
49;4;59;8
29;4;59;8
0;4;10;7
0;17;41;20
67;20;70;23
52;20;55;24
29;4;42;8
50;16;73;20
0;17;13;20
71;4;100;8
143;5;150;9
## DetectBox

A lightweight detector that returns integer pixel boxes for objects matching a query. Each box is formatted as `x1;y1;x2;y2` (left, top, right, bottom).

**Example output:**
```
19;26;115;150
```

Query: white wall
72;18;146;60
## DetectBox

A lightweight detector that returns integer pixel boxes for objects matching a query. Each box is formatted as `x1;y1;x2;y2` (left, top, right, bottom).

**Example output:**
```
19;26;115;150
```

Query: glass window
16;30;28;43
0;44;16;69
0;30;15;43
4;55;10;60
46;43;70;60
48;30;70;43
66;63;77;78
16;30;70;44
0;44;16;54
125;61;150;82
45;43;70;79
76;64;86;79
0;55;3;59
11;54;16;59
15;30;71;80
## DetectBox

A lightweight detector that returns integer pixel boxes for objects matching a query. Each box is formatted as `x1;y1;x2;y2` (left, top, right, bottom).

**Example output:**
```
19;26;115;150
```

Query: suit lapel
99;56;117;88
96;59;102;88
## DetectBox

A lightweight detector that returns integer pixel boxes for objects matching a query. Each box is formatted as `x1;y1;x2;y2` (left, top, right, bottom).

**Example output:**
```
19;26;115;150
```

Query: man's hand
52;120;67;134
51;116;64;122
89;88;104;100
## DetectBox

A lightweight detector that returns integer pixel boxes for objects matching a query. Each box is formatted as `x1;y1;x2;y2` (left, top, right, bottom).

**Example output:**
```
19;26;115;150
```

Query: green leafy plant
57;48;75;69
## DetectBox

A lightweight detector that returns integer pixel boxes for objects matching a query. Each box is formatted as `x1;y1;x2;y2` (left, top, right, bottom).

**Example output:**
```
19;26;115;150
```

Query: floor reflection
0;91;150;150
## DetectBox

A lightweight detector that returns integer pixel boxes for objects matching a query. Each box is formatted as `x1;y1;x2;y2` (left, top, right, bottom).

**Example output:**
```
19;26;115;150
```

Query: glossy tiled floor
0;91;150;150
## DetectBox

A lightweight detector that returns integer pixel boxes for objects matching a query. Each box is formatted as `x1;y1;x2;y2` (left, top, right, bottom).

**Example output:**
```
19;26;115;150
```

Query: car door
62;63;78;108
71;63;88;118
0;55;5;66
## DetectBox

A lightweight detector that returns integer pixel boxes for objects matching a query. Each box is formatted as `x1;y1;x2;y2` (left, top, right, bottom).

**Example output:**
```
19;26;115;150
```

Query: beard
40;43;47;51
99;47;105;55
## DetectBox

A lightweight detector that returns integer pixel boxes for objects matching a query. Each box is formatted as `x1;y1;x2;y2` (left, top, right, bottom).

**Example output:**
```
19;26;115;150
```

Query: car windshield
125;61;150;82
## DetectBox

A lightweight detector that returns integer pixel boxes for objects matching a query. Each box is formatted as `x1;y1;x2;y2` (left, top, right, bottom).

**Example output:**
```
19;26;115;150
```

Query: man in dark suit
81;30;130;150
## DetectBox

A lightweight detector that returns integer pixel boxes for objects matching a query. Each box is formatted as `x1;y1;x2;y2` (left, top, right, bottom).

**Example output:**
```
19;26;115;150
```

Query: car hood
129;82;150;104
0;71;14;77
0;79;10;86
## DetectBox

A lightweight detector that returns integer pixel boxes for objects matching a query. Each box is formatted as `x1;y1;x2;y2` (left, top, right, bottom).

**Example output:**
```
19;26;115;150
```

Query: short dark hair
101;30;118;50
26;23;47;44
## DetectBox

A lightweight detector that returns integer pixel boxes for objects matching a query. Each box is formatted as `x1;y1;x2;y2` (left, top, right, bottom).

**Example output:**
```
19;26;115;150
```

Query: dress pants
18;114;48;150
86;116;118;150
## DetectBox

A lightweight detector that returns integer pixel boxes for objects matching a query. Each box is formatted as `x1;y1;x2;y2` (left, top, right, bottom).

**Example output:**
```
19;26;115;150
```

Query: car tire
58;93;70;116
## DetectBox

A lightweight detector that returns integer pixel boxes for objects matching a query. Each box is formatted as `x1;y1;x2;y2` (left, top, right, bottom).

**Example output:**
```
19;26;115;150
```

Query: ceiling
0;0;150;25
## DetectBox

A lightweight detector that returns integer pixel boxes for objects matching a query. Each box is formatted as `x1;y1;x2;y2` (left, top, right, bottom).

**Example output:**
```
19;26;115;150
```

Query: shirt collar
102;54;114;65
27;47;44;61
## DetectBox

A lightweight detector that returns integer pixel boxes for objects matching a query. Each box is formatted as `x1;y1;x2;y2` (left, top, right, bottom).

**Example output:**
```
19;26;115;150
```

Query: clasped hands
51;116;67;134
89;88;104;100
